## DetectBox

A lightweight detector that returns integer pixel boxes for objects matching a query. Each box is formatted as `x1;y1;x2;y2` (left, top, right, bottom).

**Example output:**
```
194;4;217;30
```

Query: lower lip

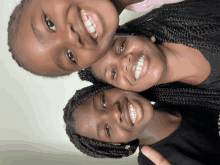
128;99;143;126
83;10;104;42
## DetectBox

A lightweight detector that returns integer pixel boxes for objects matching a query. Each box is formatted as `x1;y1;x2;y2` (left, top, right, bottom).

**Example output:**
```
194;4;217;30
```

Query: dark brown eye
112;69;117;79
101;92;107;108
66;50;75;63
120;40;125;54
45;16;56;31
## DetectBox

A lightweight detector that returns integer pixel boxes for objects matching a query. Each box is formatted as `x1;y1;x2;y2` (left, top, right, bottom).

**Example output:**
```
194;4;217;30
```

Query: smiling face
92;35;167;92
73;88;154;144
13;0;119;76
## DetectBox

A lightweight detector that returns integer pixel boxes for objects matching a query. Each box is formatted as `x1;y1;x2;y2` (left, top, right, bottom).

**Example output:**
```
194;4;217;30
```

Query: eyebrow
30;16;45;45
97;123;101;139
93;96;101;139
104;66;108;81
93;95;98;111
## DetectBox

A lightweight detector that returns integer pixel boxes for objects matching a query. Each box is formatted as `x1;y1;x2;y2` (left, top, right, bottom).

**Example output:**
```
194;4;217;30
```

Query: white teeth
89;26;96;33
80;10;98;40
129;104;136;124
85;19;93;27
135;55;145;80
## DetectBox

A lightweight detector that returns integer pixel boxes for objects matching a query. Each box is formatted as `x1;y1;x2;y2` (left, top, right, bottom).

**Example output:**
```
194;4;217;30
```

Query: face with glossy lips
13;0;119;76
92;35;167;92
73;88;154;144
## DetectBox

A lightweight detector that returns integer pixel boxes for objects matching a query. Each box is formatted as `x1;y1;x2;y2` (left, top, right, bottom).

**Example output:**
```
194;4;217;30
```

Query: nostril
70;25;83;45
71;26;74;32
79;37;83;45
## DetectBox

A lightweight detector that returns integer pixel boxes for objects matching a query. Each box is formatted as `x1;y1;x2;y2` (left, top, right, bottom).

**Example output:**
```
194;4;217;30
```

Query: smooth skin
73;88;181;147
72;88;179;164
92;35;211;92
13;0;143;77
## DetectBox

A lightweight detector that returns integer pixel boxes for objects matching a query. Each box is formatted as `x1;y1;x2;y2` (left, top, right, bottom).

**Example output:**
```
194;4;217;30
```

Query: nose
64;23;82;48
120;53;132;73
102;104;121;126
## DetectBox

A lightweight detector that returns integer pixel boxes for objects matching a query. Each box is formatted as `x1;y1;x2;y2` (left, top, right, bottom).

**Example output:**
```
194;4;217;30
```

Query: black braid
78;67;220;111
140;82;220;110
117;0;220;52
63;84;139;159
8;0;30;69
7;0;70;77
78;0;220;111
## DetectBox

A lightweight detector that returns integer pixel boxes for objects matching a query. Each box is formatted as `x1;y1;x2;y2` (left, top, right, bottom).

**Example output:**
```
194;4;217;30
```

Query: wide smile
127;99;143;126
80;10;98;40
128;101;137;124
132;54;149;81
80;9;104;43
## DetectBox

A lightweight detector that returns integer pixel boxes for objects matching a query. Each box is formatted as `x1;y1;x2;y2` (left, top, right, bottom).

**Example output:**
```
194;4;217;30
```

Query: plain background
0;0;163;164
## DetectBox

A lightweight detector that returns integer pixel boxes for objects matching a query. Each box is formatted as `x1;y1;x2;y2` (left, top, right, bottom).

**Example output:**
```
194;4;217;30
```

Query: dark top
137;104;220;165
197;46;220;90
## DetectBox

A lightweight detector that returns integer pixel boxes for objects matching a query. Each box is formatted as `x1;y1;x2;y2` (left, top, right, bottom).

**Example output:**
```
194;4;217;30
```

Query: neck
138;110;181;145
111;0;144;14
157;43;210;85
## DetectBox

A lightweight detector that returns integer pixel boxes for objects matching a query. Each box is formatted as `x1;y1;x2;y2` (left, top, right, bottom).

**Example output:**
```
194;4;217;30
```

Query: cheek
116;77;131;89
115;131;134;143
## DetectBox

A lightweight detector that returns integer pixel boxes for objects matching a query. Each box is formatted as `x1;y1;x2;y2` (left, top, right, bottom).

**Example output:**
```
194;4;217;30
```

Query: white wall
1;0;178;164
0;0;145;165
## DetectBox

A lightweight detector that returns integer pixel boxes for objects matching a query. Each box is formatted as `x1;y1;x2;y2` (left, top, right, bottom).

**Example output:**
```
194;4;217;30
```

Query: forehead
13;0;72;76
72;95;99;138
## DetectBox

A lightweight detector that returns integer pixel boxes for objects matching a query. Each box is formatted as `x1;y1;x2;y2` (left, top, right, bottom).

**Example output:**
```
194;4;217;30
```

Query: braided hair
7;0;70;77
78;67;220;110
8;0;30;69
79;0;220;110
117;0;220;52
63;83;139;158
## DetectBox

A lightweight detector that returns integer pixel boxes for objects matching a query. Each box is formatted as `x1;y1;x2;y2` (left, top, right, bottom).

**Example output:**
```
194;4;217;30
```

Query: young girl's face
14;0;118;76
73;88;154;144
92;35;167;92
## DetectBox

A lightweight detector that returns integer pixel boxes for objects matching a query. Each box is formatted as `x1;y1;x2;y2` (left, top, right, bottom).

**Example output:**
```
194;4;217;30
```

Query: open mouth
128;101;136;124
132;55;145;80
80;10;98;40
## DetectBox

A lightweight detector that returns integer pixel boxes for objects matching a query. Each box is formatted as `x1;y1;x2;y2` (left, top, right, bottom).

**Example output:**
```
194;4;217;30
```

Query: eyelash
119;40;125;54
101;92;110;137
45;16;56;32
101;92;107;108
111;69;117;80
66;50;76;63
110;39;126;80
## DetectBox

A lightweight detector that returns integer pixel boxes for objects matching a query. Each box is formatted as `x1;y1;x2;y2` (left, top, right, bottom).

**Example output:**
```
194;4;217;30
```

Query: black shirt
138;105;220;165
197;46;220;90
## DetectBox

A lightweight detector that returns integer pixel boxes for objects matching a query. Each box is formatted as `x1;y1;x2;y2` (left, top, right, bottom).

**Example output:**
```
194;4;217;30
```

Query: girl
80;0;220;91
63;83;220;164
7;0;143;77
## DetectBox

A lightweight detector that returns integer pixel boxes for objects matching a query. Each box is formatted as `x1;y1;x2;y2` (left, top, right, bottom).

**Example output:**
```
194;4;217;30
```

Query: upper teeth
129;104;136;124
134;55;145;80
80;10;98;40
